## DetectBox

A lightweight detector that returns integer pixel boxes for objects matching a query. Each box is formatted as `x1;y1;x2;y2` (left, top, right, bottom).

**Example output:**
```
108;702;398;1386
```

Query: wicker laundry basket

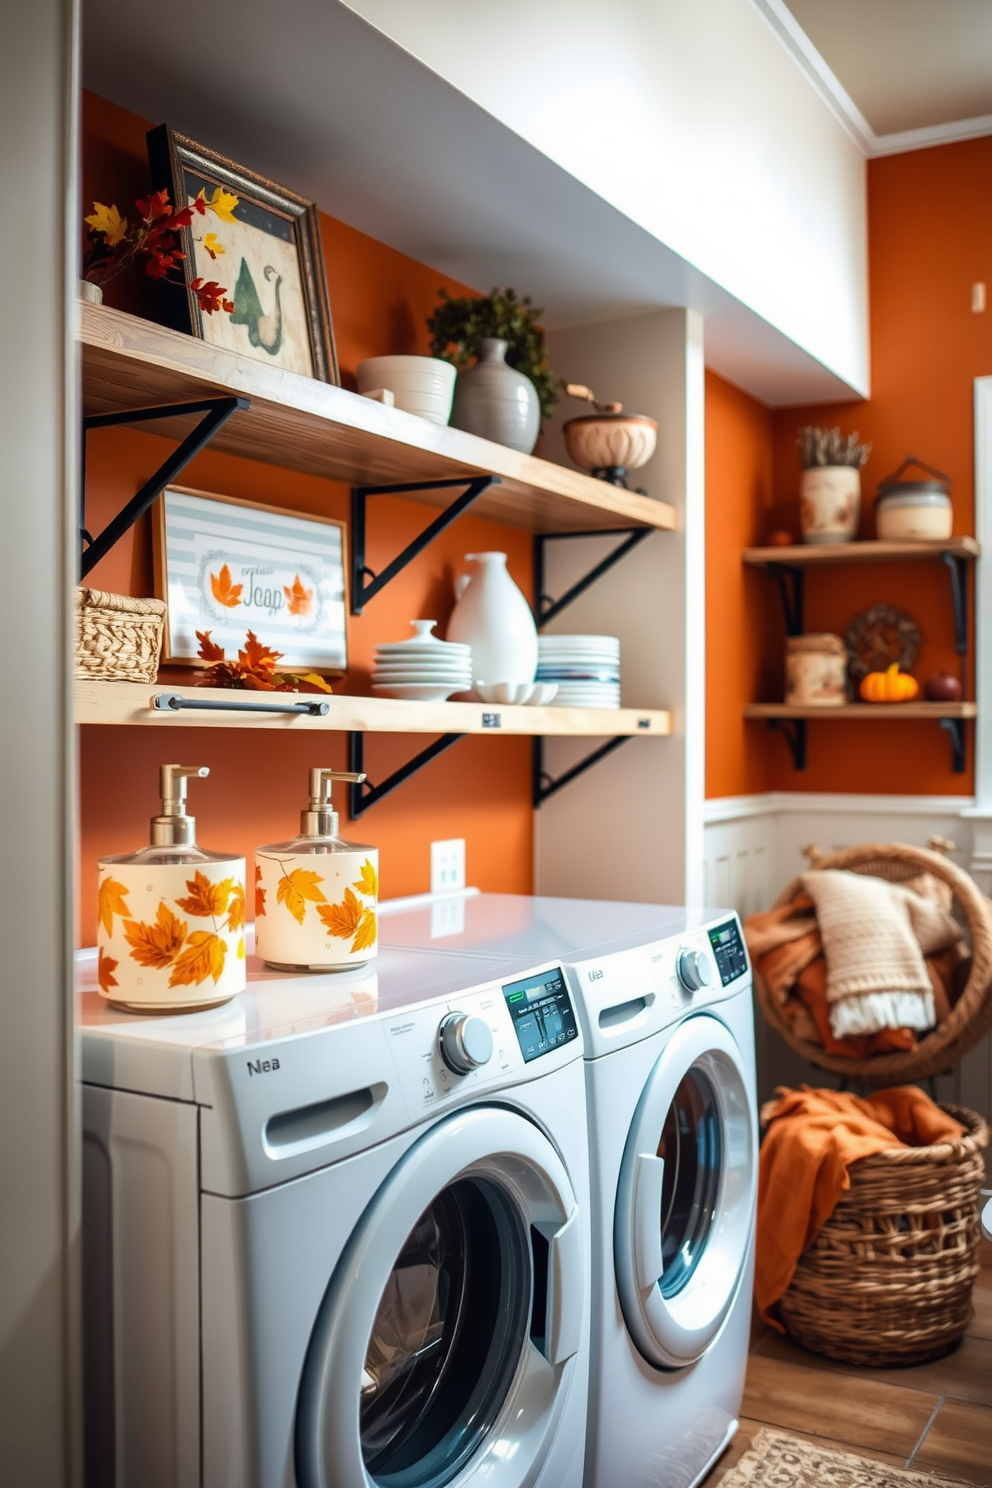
754;840;992;1085
766;1101;989;1367
74;587;165;683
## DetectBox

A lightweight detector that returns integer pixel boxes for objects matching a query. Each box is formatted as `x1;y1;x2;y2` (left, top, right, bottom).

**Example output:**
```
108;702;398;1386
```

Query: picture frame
153;486;349;675
147;124;339;385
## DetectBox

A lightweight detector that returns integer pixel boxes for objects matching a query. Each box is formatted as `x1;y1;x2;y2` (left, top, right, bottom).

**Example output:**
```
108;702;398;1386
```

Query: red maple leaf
196;630;226;662
136;188;173;223
190;278;233;315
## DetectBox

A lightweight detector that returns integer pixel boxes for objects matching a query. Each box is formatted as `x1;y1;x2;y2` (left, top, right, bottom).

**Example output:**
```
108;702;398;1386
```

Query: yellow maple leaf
277;868;326;925
207;186;239;224
298;673;333;693
168;930;226;987
354;859;378;899
97;948;118;993
98;876;130;936
85;202;128;245
317;886;364;940
202;231;226;260
176;871;233;918
124;902;187;969
351;908;377;954
236;936;246;960
226;881;246;934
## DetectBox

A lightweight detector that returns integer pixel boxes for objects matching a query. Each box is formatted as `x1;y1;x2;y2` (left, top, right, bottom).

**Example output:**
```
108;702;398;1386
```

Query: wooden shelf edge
80;303;676;534
744;702;977;721
75;680;673;737
742;537;979;568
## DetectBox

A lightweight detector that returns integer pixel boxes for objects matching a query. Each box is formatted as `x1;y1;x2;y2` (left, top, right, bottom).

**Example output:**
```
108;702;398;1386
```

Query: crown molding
750;0;992;159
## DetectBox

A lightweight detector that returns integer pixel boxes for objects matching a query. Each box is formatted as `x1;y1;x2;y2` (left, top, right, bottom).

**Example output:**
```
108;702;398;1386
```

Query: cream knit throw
799;869;963;1038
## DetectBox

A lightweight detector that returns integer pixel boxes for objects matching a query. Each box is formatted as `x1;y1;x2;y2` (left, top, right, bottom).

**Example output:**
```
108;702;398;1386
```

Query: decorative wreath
845;602;921;685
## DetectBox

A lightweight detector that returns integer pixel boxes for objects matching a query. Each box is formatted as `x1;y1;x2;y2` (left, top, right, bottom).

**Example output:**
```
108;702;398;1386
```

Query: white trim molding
960;376;992;890
751;0;992;159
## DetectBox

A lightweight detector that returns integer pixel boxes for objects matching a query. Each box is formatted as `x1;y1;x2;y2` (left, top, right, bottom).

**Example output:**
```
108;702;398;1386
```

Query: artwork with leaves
147;125;338;382
153;486;348;673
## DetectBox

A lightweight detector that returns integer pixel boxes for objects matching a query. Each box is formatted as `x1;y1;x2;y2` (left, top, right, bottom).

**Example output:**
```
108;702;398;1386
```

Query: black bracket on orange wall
939;717;967;774
79;396;248;579
766;562;805;637
767;718;807;770
534;528;652;626
942;552;969;656
350;476;499;615
532;735;631;806
347;731;466;817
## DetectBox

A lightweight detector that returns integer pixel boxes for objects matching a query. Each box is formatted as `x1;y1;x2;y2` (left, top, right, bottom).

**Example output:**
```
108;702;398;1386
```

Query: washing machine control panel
438;1011;494;1074
676;948;713;993
707;918;749;986
501;966;579;1063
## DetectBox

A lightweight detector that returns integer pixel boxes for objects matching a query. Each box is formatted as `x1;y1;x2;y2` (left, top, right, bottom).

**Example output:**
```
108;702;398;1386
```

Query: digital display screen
502;966;578;1063
708;919;748;987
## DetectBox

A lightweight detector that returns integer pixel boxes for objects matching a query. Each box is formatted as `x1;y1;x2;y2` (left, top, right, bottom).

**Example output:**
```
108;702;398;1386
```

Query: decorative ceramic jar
356;355;456;424
450;338;541;454
799;467;860;543
785;633;848;707
447;552;538;687
563;412;657;486
875;456;953;541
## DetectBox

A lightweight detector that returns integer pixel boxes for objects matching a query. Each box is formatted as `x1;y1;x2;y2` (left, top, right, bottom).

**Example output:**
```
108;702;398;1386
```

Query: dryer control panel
502;966;578;1063
708;919;749;986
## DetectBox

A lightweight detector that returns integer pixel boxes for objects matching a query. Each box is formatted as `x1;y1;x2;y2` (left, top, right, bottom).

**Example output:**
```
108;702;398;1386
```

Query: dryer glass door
297;1105;584;1488
614;1014;755;1369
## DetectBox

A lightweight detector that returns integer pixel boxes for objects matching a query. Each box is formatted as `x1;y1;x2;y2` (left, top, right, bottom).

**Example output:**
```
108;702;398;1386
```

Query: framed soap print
146;124;339;384
153;486;349;674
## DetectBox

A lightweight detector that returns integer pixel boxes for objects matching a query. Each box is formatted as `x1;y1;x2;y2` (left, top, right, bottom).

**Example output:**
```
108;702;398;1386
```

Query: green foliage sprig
427;287;559;421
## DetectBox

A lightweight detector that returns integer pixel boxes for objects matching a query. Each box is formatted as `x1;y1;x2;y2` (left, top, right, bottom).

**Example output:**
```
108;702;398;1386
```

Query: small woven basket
74;587;165;683
767;1101;989;1367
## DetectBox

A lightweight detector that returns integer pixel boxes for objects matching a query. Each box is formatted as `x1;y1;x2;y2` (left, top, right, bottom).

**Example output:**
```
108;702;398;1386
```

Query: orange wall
78;91;534;945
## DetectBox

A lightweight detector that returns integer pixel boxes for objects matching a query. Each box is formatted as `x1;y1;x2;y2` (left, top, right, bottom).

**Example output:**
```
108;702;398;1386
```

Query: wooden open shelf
744;702;976;721
76;681;672;737
743;538;979;568
80;303;676;535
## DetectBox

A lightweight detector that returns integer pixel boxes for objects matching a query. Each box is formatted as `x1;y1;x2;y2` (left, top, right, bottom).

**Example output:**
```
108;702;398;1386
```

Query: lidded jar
785;634;848;706
255;768;379;971
96;765;247;1012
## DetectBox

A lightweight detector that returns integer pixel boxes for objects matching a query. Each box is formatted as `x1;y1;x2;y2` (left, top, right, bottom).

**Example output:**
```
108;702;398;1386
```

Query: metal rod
80;397;247;577
536;528;652;626
351;476;497;614
83;398;247;431
347;732;466;816
152;692;329;717
533;735;630;805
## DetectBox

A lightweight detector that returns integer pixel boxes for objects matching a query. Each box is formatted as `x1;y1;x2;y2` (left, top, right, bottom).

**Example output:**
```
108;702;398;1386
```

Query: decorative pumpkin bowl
563;413;658;486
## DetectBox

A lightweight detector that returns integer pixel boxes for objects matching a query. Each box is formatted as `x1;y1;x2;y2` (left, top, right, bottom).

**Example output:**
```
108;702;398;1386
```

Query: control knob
677;949;713;993
439;1012;493;1075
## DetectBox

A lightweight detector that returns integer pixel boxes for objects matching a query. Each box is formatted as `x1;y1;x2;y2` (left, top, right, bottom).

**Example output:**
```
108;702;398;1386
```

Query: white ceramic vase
447;552;538;687
450;338;541;454
356;355;455;424
799;466;860;543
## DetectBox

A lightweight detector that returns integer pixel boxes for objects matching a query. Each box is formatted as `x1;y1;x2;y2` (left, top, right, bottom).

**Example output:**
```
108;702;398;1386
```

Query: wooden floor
705;1244;992;1485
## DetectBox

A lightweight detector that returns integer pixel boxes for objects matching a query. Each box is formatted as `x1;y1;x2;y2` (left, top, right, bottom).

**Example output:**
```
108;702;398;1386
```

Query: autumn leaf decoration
277;868;327;925
82;187;236;315
210;563;243;609
284;574;313;618
97;949;119;994
118;872;240;989
316;861;378;955
255;865;267;918
355;859;378;899
195;629;333;695
98;876;130;936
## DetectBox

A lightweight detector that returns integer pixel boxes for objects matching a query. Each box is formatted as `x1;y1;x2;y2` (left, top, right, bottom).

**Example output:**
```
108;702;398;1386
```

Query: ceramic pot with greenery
428;288;556;454
797;426;871;543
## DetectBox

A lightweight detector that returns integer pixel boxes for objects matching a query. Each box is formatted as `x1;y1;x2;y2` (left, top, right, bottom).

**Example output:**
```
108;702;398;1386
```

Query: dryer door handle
632;1153;665;1290
544;1206;583;1366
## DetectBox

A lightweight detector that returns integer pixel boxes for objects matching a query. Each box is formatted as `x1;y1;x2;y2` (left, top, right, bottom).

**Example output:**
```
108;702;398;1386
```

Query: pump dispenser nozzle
151;764;209;847
301;768;366;837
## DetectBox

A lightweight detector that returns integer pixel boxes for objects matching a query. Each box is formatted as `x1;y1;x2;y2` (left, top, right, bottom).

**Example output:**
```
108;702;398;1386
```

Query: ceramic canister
254;846;379;970
785;633;848;706
96;858;247;1011
799;466;860;543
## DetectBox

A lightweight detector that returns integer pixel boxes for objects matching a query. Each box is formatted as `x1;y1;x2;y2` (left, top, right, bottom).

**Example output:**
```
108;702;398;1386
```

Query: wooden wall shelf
743;538;980;568
80;303;676;536
744;702;977;722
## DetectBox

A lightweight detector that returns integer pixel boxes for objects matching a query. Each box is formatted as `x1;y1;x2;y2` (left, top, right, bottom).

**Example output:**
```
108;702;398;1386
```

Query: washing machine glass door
297;1105;584;1488
614;1014;755;1369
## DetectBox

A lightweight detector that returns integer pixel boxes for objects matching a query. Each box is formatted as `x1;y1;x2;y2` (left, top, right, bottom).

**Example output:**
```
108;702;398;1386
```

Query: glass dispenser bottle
255;768;378;970
97;765;247;1013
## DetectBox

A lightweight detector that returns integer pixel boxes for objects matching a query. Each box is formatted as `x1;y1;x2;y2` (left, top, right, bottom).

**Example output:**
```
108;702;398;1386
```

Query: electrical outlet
431;838;466;895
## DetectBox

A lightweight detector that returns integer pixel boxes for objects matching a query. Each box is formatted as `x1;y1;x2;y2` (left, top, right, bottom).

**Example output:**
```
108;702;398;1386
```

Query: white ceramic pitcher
447;552;537;686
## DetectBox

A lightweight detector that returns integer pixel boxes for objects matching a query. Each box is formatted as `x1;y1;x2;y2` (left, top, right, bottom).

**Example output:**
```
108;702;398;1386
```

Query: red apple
924;673;962;702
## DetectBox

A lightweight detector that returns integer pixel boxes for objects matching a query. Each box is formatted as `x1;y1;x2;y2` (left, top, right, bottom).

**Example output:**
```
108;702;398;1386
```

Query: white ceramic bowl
356;357;456;425
473;682;559;705
372;682;465;701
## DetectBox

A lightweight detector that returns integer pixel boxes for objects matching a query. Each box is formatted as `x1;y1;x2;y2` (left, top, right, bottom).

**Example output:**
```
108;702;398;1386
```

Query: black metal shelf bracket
532;734;631;807
767;562;805;637
767;718;807;770
80;396;248;579
152;692;329;717
347;730;466;817
534;528;652;627
940;717;967;773
942;552;969;655
350;476;498;615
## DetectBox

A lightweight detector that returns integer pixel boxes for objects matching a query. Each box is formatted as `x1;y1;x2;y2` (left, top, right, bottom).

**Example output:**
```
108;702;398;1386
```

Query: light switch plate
431;838;466;894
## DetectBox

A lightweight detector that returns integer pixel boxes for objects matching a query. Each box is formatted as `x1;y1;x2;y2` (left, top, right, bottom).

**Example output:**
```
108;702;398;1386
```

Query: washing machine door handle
632;1153;665;1290
539;1205;583;1366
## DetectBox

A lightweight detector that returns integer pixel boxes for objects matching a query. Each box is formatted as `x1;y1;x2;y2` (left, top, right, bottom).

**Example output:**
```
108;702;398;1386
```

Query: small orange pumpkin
859;663;919;703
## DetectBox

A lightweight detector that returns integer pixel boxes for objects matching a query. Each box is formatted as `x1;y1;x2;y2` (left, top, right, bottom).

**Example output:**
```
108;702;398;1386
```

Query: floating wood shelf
744;702;977;721
80;303;676;535
76;681;672;737
742;538;980;568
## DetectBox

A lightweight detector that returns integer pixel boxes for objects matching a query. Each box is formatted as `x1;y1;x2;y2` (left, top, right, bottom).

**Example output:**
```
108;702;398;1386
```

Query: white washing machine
380;895;758;1488
79;937;590;1488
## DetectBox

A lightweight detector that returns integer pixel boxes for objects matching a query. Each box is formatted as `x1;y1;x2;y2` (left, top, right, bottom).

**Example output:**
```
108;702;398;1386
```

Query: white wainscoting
704;792;991;1134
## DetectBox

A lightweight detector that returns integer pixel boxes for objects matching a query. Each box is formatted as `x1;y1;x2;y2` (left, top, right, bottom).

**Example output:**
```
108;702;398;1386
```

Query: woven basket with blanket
745;839;992;1085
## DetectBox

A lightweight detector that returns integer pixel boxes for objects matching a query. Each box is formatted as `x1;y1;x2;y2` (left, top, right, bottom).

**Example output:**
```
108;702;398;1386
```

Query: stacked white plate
537;634;621;709
372;620;472;701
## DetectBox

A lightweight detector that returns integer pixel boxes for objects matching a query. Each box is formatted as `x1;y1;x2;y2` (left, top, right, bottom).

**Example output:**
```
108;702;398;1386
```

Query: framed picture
147;124;338;384
153;486;349;674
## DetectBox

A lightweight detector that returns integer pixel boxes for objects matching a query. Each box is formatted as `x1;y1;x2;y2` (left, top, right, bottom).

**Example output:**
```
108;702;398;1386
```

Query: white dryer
380;895;758;1488
79;939;590;1488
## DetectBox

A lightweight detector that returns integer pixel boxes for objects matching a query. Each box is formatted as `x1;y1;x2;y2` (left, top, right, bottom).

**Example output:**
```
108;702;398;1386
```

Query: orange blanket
756;1085;964;1328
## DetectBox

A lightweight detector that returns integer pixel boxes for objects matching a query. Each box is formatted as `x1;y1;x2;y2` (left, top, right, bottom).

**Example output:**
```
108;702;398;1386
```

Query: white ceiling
783;0;992;137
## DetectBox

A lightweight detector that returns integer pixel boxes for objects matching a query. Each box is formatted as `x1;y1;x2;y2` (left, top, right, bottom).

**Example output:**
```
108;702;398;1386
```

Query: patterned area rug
717;1430;972;1488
